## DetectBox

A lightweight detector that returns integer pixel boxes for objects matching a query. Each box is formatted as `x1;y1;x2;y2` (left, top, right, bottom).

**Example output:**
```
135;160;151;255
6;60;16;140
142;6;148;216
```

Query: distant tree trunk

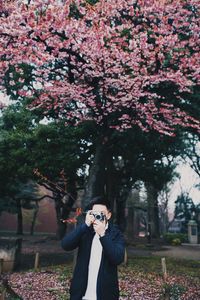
82;142;106;209
116;187;131;232
145;182;160;239
116;196;126;232
55;193;67;239
16;198;23;235
126;207;134;239
30;201;39;235
55;177;77;239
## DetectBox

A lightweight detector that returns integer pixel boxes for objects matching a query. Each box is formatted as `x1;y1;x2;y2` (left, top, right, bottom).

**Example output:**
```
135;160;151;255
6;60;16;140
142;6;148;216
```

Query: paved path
127;243;200;260
152;244;200;260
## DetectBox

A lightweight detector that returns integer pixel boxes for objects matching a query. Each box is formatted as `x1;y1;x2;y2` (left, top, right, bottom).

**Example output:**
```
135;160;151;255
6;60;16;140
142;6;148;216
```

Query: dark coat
61;222;125;300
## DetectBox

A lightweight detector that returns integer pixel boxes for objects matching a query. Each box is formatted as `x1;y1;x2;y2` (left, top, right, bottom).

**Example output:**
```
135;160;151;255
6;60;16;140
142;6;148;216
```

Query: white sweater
82;233;102;300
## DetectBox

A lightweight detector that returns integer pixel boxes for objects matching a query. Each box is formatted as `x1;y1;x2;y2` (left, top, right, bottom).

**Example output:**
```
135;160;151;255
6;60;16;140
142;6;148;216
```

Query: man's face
91;204;111;222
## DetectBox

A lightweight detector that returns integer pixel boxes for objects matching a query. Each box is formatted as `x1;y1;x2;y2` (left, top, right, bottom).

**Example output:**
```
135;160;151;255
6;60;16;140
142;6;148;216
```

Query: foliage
163;233;188;244
171;238;181;246
0;0;200;136
0;104;41;215
0;102;94;236
183;132;200;178
0;102;90;199
174;193;199;234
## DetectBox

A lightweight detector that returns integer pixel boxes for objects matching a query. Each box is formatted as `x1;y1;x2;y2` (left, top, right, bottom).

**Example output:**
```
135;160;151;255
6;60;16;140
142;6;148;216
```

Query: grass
125;256;200;278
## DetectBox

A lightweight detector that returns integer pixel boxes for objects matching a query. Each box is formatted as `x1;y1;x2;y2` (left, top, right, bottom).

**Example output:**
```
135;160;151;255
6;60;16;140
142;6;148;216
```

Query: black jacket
61;223;125;300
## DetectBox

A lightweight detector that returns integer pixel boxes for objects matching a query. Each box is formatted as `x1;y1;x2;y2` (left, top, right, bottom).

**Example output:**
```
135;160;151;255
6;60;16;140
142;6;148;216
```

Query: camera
90;211;106;222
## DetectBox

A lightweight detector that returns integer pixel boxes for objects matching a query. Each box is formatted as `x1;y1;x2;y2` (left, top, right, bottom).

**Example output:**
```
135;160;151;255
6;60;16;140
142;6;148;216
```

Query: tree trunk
105;151;118;210
116;186;131;232
82;142;106;209
55;181;77;239
55;195;67;240
145;182;160;239
116;197;127;232
126;207;134;239
30;201;39;235
16;198;23;235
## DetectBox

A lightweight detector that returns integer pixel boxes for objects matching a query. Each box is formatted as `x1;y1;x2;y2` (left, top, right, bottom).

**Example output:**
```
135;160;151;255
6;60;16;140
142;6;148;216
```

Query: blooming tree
0;0;199;136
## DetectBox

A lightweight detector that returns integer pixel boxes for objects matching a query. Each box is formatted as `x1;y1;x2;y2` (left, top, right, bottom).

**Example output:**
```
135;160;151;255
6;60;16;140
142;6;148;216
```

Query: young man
61;196;125;300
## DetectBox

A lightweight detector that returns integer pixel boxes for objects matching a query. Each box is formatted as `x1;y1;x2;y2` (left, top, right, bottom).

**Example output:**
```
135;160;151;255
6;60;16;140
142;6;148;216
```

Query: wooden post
0;290;6;300
0;259;3;274
34;252;40;270
123;248;128;265
161;257;167;280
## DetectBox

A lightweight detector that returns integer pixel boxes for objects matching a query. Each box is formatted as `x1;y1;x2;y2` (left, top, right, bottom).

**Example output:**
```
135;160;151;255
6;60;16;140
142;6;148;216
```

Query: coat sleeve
100;227;125;265
61;223;89;251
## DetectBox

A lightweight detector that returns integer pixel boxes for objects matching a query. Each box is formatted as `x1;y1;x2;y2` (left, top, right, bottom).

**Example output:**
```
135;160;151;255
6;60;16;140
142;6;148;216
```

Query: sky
1;92;200;213
168;164;200;215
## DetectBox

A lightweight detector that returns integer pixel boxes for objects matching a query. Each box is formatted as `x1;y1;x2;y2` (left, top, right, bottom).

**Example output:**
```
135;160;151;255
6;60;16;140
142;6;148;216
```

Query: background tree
0;104;39;234
183;133;200;178
0;102;92;237
158;182;176;235
174;192;199;234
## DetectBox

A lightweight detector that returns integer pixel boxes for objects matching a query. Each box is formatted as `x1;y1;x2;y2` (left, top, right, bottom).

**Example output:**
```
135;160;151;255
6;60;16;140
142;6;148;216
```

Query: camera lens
95;214;101;220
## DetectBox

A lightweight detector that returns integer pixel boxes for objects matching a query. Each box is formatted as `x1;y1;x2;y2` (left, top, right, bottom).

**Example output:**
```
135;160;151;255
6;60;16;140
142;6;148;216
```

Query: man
61;196;125;300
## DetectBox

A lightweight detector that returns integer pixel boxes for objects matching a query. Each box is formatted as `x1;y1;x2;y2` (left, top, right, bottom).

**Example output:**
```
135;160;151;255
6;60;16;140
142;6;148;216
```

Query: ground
0;234;200;299
127;243;200;260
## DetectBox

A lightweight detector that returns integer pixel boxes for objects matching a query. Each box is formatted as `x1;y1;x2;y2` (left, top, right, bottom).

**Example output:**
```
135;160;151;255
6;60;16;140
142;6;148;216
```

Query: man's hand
85;210;95;227
93;219;106;237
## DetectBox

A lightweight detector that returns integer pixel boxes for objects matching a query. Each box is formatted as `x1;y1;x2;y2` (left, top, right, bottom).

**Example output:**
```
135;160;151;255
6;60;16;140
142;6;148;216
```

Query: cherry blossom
0;0;199;135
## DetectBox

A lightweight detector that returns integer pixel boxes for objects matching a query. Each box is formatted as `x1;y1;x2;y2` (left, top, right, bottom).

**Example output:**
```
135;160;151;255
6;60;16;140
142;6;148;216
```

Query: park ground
0;234;200;300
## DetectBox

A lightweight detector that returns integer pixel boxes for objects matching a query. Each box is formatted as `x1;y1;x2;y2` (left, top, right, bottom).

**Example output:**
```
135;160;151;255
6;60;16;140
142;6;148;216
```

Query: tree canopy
0;0;200;136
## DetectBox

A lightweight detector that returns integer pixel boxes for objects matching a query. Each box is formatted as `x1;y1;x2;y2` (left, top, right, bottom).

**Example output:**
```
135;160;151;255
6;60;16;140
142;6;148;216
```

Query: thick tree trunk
30;201;39;235
145;182;160;239
16;198;23;235
105;153;131;232
82;142;106;209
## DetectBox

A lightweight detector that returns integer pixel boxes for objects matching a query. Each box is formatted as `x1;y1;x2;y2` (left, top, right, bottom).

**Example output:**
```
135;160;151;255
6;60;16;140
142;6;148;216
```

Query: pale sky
168;164;200;215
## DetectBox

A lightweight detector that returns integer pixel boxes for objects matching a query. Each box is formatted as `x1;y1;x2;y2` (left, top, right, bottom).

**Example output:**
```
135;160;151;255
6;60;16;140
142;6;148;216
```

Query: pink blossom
0;0;199;134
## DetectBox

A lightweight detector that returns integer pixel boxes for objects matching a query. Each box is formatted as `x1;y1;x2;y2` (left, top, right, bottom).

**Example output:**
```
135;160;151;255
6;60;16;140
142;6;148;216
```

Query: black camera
90;211;105;222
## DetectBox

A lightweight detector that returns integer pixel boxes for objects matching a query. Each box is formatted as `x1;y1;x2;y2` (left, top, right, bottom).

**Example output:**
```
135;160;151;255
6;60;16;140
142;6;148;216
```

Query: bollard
123;248;128;265
161;257;167;281
34;252;40;270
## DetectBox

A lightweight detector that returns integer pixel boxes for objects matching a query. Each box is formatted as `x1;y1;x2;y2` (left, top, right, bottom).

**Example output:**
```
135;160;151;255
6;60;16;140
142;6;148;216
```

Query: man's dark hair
86;196;111;211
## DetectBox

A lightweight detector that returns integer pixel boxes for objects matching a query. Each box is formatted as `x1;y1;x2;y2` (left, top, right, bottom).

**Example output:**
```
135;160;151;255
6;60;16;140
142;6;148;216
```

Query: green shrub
163;233;188;245
171;238;181;246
